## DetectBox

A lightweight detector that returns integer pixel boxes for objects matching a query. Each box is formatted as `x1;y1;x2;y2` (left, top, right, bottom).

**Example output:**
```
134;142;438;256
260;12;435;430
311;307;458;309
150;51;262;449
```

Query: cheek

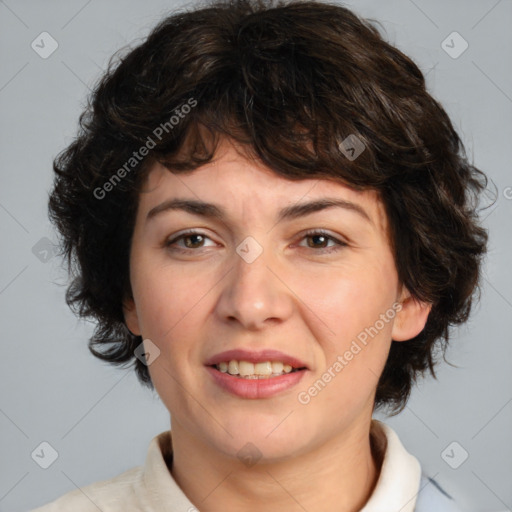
132;258;208;340
298;259;397;345
293;256;397;406
135;265;208;405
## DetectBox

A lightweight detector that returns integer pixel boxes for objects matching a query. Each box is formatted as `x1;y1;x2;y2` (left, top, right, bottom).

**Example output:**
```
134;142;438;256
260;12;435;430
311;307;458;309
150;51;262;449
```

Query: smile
214;360;305;379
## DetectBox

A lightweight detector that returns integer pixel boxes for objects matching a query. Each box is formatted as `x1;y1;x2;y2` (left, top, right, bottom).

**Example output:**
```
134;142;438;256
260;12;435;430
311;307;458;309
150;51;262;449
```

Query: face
124;138;430;461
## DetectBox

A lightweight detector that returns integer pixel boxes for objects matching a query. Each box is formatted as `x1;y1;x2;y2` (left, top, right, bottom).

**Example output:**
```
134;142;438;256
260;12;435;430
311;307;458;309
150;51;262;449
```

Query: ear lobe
391;291;432;342
122;297;141;336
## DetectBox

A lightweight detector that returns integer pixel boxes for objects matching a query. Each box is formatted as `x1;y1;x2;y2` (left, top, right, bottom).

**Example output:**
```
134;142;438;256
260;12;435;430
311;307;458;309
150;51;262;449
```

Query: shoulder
415;475;464;512
29;466;143;511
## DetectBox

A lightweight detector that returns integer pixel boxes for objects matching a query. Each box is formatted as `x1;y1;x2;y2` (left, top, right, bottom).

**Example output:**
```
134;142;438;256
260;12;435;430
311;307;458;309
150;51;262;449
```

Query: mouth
204;349;309;378
204;349;309;398
208;360;307;379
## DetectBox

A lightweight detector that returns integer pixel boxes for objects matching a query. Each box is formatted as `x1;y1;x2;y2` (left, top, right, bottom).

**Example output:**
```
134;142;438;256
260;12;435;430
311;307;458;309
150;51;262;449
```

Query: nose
214;242;294;331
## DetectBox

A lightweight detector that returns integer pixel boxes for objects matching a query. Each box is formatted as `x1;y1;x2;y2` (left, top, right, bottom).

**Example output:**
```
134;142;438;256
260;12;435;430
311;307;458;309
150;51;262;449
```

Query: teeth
272;361;283;373
255;362;272;375
239;361;254;376
215;360;300;378
228;360;239;375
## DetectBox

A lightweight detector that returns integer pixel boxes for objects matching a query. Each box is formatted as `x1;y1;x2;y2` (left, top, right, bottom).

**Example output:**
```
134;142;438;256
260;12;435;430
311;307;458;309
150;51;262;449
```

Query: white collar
361;420;421;511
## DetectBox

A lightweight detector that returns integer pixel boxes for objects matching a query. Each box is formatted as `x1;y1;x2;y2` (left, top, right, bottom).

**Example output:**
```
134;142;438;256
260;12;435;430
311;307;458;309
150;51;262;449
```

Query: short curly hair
48;0;489;415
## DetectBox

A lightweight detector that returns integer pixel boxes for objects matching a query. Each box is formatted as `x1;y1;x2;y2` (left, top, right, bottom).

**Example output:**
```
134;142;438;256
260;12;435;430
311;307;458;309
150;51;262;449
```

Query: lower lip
205;366;307;399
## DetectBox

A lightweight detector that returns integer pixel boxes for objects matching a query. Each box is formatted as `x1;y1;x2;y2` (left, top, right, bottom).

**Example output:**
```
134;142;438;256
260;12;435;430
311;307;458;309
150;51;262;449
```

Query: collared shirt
31;420;461;511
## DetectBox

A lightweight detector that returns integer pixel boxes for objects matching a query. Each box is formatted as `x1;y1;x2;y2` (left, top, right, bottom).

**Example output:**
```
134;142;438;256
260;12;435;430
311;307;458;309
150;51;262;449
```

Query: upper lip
205;349;309;369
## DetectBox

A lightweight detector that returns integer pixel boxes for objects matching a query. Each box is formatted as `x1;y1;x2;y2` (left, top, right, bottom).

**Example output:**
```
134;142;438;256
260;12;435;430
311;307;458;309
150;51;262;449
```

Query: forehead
139;138;390;236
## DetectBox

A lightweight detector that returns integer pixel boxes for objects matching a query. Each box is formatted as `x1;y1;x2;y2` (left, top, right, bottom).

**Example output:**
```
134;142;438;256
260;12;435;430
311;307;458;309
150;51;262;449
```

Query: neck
169;418;383;512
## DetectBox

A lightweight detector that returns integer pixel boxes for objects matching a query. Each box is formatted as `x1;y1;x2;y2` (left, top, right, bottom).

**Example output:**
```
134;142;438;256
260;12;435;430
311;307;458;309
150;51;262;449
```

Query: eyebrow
145;197;373;226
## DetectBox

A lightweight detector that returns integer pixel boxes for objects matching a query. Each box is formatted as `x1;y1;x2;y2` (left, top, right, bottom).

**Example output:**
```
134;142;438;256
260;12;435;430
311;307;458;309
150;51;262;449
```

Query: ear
391;287;432;342
122;297;142;336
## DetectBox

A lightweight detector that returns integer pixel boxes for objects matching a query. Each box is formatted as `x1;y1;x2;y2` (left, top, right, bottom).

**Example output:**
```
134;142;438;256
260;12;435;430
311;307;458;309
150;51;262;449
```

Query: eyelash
164;229;347;255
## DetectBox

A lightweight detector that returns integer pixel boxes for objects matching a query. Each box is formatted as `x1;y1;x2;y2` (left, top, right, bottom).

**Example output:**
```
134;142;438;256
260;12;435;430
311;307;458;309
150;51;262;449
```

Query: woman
33;0;488;510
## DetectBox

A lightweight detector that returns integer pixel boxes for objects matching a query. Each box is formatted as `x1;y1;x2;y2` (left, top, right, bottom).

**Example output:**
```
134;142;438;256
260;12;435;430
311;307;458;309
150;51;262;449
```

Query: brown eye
181;233;205;248
165;231;215;251
306;233;329;249
299;230;347;254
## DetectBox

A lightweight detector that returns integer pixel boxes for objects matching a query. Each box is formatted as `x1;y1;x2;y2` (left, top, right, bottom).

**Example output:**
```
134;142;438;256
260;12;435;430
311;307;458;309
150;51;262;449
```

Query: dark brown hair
48;0;489;415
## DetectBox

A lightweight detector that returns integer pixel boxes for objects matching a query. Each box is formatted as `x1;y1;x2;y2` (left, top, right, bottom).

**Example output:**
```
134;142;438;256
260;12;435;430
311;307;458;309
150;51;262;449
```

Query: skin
123;137;431;512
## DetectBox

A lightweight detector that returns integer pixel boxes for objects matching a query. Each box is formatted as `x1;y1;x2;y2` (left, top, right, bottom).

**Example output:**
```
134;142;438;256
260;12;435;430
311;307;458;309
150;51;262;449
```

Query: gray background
0;0;510;511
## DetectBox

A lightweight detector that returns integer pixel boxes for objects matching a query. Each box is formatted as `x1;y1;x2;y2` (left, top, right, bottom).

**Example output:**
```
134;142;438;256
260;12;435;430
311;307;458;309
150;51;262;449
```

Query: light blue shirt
415;475;463;511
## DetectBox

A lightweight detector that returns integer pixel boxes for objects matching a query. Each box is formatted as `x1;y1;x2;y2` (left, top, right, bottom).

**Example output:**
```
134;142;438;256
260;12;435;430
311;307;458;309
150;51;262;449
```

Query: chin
203;416;315;463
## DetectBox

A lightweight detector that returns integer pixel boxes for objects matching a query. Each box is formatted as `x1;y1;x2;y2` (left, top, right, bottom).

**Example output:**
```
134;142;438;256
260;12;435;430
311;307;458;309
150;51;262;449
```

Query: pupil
186;234;203;248
311;235;326;248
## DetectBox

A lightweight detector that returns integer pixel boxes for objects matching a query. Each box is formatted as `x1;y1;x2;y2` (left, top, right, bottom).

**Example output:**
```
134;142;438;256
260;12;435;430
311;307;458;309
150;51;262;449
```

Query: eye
298;230;348;254
165;230;216;252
